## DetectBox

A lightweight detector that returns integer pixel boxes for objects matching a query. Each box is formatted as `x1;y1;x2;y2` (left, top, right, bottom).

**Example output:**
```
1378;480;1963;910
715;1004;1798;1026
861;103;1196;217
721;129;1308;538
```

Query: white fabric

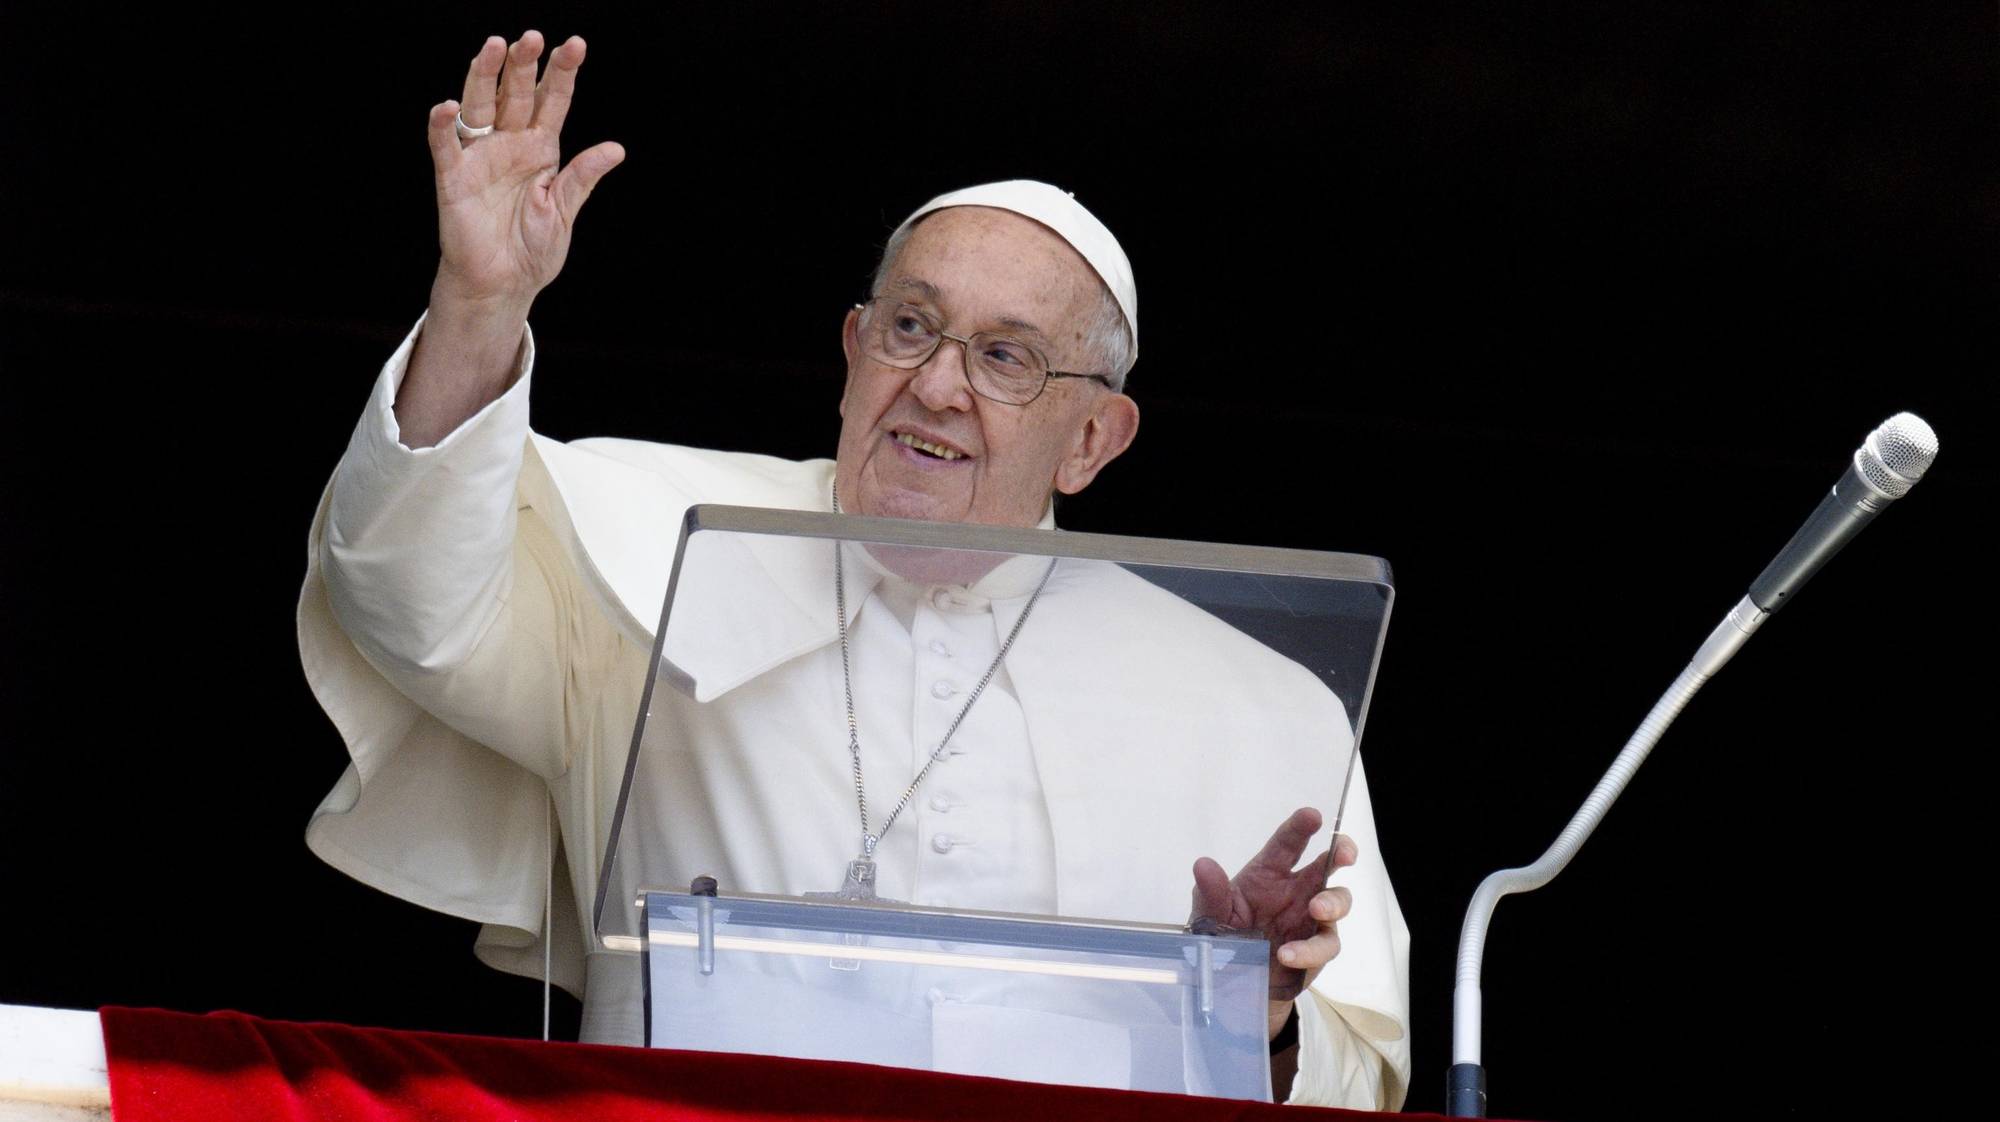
298;317;1410;1108
604;532;1066;918
838;551;1061;912
895;180;1137;359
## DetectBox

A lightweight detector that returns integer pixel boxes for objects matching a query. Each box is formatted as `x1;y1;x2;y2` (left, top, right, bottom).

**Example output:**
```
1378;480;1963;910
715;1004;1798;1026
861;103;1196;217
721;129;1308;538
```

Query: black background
2;4;1992;1119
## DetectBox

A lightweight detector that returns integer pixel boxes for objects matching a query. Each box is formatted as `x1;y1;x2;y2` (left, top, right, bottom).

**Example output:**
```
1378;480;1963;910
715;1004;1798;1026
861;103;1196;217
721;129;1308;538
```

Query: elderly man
299;30;1409;1108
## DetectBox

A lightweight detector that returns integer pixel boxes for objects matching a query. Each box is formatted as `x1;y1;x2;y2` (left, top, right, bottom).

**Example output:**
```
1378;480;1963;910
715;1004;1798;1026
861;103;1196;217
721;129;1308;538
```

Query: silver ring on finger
455;111;496;142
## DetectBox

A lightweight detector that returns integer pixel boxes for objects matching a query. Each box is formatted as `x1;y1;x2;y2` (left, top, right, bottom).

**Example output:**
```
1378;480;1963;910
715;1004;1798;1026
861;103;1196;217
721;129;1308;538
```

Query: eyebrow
886;277;1053;347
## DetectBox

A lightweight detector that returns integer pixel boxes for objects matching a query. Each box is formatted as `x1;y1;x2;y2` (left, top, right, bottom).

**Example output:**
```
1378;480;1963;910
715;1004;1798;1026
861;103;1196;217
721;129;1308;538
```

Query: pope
302;28;1409;1107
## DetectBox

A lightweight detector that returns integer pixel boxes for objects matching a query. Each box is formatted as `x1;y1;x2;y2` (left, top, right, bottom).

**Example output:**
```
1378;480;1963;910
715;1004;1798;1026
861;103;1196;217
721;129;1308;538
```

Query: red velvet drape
100;1006;1435;1121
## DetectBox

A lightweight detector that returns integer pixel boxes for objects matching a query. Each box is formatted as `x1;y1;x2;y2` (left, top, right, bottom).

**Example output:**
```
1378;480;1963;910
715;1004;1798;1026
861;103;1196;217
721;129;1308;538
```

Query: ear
838;306;862;418
1054;392;1141;495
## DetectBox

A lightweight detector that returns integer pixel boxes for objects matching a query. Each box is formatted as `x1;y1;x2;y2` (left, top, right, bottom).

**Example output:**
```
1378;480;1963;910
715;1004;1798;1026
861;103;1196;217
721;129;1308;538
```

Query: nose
907;336;977;413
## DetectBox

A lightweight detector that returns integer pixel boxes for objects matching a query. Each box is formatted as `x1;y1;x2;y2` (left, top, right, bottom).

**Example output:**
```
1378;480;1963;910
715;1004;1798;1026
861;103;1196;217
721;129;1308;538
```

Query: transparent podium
593;506;1393;1100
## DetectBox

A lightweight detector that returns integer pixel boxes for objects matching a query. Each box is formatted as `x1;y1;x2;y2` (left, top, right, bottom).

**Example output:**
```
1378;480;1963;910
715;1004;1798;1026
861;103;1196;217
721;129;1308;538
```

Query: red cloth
99;1006;1430;1122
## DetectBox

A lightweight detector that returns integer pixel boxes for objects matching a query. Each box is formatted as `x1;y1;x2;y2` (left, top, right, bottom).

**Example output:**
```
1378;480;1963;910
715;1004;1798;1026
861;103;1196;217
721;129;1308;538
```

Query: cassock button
930;680;955;699
929;639;951;658
928;794;954;813
932;833;966;854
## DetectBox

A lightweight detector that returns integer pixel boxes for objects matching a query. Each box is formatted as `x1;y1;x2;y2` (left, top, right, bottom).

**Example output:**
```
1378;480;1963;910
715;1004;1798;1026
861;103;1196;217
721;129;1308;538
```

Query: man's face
835;206;1140;527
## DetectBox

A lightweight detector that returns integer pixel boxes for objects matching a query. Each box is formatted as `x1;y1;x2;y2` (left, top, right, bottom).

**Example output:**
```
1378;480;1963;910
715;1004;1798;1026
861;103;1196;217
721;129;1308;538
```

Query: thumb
426;100;464;179
553;140;627;225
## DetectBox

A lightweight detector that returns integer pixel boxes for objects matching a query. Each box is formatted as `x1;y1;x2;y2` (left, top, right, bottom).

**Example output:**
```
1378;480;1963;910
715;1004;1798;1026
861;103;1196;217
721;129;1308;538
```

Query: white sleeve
1289;990;1407;1109
321;315;534;677
299;315;619;996
299;313;809;994
317;314;601;780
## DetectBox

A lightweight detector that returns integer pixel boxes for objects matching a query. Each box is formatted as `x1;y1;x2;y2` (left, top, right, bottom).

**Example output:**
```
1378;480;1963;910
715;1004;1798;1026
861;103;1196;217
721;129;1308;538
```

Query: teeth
895;432;965;460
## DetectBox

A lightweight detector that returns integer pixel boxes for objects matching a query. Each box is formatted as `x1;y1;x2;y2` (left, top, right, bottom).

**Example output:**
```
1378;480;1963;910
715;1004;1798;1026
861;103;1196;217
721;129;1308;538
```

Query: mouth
892;430;971;462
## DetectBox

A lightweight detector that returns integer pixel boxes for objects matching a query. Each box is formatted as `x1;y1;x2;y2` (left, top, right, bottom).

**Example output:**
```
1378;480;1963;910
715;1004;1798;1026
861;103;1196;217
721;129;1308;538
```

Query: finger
1331;833;1359;870
458;36;506;129
1247;807;1323;874
427;100;464;176
1276;925;1342;971
552;140;626;225
1189;856;1233;922
495;31;546;131
533;35;587;134
1308;886;1353;925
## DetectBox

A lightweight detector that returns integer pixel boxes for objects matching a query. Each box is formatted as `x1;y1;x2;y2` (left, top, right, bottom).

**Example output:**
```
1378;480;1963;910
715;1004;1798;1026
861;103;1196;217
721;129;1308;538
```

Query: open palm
425;32;624;306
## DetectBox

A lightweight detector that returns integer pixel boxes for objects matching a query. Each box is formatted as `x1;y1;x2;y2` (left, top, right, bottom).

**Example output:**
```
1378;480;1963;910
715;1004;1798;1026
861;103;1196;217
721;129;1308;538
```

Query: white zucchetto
891;180;1137;362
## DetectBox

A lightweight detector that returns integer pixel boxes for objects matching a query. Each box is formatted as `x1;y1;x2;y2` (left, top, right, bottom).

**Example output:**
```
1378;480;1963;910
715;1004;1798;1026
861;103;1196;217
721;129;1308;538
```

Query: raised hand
426;31;625;307
1190;807;1357;1037
397;31;625;449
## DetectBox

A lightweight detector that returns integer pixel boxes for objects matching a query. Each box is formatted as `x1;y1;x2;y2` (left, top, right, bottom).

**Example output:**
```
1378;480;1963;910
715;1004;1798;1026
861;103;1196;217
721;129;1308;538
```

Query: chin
852;481;969;524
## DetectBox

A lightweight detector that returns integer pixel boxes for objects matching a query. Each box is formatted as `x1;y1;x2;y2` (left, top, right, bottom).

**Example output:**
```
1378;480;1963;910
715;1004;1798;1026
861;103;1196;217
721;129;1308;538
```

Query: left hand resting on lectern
1190;806;1356;1040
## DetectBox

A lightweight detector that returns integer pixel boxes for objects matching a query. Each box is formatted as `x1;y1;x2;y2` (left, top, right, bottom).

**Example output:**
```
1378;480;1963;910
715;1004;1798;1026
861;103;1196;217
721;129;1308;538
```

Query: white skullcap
893;179;1138;362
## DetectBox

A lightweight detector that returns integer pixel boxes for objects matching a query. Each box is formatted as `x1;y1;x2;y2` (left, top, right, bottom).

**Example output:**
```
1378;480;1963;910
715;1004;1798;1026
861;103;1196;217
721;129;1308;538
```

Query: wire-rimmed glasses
853;297;1114;406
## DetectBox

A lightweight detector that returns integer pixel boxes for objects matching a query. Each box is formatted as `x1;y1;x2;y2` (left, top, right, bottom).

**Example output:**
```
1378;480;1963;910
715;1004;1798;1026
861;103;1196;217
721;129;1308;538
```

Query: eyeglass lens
863;302;1049;404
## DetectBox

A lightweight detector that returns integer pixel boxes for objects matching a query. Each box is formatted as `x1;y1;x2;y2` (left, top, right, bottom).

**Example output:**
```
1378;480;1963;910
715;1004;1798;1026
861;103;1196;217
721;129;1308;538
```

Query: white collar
659;502;1059;703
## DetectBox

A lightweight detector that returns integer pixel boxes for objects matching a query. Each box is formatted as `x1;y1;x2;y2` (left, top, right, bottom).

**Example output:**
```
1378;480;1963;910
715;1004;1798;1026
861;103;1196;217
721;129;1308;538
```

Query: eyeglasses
853;297;1115;406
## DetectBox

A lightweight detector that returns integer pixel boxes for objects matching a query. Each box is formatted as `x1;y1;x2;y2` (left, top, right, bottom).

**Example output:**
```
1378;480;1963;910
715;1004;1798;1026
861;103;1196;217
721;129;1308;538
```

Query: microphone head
1855;412;1938;499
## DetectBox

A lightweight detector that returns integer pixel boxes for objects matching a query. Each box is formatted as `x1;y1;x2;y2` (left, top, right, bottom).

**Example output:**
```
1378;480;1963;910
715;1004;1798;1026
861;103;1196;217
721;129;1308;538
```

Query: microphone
1447;412;1940;1118
1746;412;1939;613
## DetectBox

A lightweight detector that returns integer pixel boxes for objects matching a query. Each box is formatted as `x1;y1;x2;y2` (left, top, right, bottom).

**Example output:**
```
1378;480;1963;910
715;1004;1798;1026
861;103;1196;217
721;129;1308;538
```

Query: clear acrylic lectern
593;506;1393;1099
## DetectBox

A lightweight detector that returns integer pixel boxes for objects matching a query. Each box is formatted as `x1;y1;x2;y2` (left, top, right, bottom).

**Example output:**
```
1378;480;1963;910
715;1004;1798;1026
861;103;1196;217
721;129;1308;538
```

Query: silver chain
832;481;1057;860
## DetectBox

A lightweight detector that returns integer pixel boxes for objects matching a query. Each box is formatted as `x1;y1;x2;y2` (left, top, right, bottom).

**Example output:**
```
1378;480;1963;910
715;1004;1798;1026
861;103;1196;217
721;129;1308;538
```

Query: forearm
395;279;534;448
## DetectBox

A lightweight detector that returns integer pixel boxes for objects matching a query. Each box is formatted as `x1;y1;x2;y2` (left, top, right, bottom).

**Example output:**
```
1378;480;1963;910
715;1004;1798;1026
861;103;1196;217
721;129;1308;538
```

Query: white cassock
298;319;1412;1108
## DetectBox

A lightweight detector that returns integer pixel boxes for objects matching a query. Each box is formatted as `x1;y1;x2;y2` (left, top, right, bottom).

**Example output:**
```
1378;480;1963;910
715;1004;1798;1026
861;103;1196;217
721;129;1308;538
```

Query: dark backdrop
3;4;1992;1119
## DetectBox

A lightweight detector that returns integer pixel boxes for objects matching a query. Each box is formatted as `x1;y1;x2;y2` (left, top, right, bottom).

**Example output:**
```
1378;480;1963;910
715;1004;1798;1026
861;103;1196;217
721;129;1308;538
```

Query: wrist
397;280;534;450
428;275;534;330
1268;999;1295;1042
1268;1001;1300;1052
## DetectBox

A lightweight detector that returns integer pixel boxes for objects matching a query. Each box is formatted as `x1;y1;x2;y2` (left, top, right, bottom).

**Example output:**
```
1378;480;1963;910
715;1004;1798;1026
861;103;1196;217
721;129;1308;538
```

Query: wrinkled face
835;206;1139;527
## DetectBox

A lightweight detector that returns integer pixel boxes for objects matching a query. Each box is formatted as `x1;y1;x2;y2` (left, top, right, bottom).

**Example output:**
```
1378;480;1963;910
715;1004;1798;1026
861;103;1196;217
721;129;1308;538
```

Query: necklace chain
832;481;1057;861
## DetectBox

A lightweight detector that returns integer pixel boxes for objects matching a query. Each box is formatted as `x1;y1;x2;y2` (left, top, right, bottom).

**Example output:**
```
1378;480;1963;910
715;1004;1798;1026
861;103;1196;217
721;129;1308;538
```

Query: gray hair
870;220;1136;392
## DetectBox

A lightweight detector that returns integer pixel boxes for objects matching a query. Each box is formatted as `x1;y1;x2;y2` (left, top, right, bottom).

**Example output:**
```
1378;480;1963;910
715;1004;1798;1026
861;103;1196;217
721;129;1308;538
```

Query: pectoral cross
834;857;878;901
806;834;885;903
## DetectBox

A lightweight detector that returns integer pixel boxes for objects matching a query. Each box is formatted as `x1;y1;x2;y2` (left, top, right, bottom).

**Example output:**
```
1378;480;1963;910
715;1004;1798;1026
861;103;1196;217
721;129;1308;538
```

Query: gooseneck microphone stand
1446;414;1938;1118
